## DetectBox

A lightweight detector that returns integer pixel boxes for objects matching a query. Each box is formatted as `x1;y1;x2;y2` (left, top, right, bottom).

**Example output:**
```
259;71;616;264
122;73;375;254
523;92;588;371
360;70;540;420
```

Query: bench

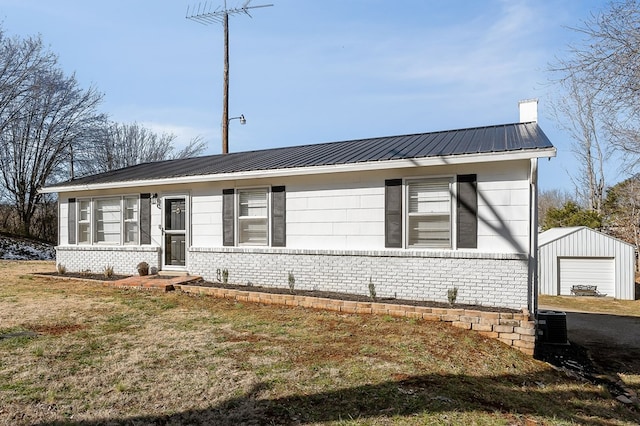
570;285;606;297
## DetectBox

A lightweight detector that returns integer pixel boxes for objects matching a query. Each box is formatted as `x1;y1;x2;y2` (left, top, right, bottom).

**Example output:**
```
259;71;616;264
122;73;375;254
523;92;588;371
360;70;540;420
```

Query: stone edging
178;284;536;356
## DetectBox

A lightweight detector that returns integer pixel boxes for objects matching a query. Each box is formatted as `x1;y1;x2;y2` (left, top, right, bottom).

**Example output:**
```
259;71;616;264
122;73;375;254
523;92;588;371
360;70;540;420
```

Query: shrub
288;271;295;293
103;265;114;278
56;263;67;275
137;262;149;276
368;277;377;302
447;287;458;305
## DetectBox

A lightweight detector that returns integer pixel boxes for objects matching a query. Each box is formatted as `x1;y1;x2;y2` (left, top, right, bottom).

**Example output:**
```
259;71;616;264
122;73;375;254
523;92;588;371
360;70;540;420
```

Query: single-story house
538;226;636;300
41;100;556;311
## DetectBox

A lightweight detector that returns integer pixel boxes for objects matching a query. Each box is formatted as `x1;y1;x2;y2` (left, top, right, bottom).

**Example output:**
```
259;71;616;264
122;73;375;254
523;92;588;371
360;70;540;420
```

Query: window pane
239;218;268;245
95;198;121;243
409;180;450;214
124;197;138;244
238;188;268;245
407;179;451;248
239;189;267;217
408;215;450;247
78;200;91;244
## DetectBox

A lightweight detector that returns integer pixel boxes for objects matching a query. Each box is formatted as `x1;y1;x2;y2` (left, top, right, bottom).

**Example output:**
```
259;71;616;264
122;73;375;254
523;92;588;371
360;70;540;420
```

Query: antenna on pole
186;0;273;154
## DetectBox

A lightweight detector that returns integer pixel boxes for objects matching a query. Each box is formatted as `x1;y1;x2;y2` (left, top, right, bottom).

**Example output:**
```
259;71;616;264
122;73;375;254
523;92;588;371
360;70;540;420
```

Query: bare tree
538;189;575;228
0;32;103;237
548;75;609;213
603;175;640;255
551;0;640;169
77;122;207;175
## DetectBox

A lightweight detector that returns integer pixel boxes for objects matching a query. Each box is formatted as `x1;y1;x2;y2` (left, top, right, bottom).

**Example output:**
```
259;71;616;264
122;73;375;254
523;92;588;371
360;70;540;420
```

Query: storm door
163;197;187;268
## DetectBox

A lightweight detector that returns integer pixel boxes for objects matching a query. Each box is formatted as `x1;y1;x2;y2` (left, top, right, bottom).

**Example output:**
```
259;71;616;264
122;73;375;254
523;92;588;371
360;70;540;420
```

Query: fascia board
41;147;557;193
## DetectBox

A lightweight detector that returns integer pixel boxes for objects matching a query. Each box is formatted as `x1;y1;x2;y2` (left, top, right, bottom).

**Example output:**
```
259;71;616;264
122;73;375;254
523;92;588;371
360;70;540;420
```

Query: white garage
539;227;635;300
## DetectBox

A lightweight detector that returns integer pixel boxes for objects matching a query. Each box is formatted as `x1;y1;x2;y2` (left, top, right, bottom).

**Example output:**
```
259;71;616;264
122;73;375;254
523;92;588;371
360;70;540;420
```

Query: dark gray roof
50;122;553;188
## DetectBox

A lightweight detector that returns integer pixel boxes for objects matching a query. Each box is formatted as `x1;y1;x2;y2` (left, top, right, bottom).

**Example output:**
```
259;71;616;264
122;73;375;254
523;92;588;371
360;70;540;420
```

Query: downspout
529;158;539;317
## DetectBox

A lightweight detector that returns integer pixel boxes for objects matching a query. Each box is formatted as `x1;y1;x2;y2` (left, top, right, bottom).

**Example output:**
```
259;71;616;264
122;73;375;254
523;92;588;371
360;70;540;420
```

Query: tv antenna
186;0;273;154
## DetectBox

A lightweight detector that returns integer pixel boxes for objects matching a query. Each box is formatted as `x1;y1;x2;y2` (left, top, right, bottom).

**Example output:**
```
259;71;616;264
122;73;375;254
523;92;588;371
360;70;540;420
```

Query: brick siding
189;247;529;310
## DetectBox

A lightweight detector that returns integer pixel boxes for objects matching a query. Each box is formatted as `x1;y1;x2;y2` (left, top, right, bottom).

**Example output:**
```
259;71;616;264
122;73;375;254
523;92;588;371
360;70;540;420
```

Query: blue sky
0;0;618;192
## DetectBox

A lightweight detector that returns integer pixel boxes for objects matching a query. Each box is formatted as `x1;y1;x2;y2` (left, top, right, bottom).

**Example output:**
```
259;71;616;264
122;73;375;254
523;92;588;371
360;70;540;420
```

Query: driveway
540;306;640;375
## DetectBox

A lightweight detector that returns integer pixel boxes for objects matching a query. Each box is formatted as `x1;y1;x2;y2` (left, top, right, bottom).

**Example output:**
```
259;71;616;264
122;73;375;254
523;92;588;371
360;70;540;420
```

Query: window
223;186;286;247
407;178;452;248
72;196;141;245
124;196;139;244
385;175;477;250
238;188;268;246
95;198;121;243
78;199;91;244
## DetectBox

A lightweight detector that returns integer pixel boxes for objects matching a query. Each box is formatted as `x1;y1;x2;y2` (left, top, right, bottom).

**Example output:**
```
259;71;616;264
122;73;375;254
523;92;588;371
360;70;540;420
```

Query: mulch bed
35;272;520;313
179;278;519;313
35;272;129;282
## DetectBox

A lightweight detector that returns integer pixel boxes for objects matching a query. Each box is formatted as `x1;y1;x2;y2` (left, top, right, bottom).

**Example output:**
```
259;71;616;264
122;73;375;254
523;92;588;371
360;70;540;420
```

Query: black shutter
385;179;403;248
222;189;235;246
140;193;151;245
271;186;286;247
457;174;477;249
68;198;76;244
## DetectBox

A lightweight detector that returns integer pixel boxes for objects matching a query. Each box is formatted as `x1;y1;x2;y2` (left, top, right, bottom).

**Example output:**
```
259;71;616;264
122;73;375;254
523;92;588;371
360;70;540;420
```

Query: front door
163;197;187;268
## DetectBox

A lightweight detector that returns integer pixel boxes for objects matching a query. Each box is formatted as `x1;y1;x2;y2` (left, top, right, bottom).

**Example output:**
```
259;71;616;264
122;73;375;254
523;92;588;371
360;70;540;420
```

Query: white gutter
41;147;557;194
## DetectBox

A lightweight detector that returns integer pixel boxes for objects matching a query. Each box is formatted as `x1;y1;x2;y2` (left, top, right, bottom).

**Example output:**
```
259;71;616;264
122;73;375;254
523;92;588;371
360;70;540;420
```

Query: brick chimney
518;99;538;123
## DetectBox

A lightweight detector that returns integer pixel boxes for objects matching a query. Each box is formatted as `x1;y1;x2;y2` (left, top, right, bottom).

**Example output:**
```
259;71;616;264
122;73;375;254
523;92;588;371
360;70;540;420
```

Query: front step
109;274;202;292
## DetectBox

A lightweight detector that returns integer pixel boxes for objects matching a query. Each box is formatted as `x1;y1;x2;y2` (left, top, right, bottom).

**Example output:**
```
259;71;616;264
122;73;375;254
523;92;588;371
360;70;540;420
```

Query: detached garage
538;227;636;300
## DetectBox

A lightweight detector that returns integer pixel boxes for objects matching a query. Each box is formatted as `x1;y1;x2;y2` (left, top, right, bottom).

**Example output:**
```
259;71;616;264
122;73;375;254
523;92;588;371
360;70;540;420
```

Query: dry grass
1;261;639;425
539;295;640;317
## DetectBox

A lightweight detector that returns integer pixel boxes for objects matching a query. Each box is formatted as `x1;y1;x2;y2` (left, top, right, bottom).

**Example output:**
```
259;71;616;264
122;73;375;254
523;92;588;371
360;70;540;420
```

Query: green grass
0;260;638;425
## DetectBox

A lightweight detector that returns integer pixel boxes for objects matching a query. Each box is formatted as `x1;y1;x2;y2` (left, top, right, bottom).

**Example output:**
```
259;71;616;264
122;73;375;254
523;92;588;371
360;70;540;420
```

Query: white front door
163;196;187;270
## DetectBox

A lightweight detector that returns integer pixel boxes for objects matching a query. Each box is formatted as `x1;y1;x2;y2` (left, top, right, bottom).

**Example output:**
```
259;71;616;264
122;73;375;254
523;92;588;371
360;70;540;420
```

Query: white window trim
74;195;141;246
236;186;270;247
404;176;456;249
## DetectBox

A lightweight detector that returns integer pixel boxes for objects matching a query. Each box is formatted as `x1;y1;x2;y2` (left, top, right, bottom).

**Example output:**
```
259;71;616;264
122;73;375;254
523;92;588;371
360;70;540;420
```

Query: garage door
558;257;615;296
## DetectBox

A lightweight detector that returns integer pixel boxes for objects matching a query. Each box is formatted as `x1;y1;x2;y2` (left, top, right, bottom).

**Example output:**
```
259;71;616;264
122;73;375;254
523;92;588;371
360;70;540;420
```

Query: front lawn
1;261;638;425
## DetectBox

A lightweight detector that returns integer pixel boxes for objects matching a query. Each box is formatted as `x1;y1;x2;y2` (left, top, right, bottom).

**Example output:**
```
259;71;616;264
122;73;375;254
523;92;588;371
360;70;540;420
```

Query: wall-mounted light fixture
151;193;161;209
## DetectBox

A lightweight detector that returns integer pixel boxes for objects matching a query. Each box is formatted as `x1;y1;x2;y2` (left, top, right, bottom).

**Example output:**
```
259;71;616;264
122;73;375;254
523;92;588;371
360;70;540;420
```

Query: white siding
539;227;635;300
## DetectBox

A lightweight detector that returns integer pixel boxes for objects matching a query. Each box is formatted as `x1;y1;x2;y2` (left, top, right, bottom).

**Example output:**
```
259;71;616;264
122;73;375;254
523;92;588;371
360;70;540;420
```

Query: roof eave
40;147;557;194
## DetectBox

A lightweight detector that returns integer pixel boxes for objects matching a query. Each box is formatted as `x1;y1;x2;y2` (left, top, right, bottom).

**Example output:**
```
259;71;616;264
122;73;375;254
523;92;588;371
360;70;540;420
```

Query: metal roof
48;121;554;188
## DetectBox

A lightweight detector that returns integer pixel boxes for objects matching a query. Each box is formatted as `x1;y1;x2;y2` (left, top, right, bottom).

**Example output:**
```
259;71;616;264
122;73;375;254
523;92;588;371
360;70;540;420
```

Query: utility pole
187;1;273;154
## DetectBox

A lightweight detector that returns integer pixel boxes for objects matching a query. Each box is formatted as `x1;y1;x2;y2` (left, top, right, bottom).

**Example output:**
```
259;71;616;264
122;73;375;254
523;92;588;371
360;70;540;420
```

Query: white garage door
558;257;615;296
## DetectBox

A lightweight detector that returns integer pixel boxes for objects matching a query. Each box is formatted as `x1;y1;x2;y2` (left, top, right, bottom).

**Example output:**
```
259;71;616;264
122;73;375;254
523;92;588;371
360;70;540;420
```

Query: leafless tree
0;31;103;237
548;75;609;213
76;122;207;175
538;189;575;229
551;0;640;169
603;175;640;256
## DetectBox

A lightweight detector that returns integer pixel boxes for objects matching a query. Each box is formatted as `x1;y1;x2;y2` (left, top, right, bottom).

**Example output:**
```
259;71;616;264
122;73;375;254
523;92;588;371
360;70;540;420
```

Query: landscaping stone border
178;284;536;356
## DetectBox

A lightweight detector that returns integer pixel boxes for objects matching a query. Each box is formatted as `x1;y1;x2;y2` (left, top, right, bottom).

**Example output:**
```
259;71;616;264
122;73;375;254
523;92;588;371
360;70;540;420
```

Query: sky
0;0;620;192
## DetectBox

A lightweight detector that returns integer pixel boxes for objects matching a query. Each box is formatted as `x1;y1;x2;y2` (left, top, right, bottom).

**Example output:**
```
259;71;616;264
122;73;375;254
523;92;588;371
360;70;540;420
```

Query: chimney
518;98;538;123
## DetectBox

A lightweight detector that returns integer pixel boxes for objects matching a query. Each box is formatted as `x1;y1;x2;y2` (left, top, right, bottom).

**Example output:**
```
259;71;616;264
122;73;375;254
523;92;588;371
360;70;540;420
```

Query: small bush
288;271;295;294
222;269;229;284
103;265;114;278
56;263;67;275
368;277;377;302
447;287;458;305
